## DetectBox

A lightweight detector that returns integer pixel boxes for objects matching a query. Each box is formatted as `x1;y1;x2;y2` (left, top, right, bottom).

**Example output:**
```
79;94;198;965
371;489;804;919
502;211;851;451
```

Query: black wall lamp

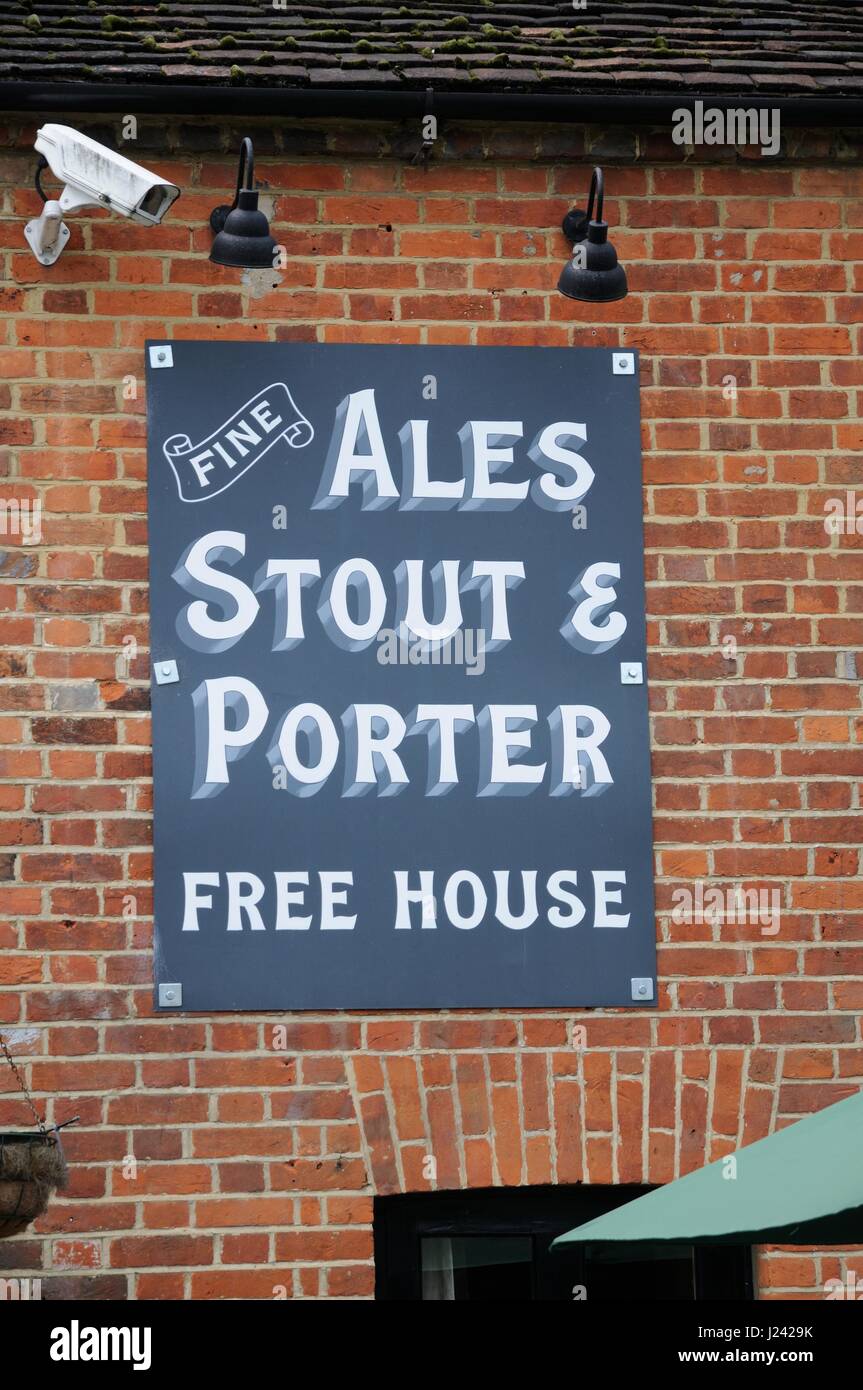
558;166;627;303
209;137;277;269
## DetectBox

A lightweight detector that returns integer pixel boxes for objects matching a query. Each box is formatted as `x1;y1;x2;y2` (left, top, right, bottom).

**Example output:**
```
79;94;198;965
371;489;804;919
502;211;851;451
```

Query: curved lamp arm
230;137;255;209
562;165;607;244
210;137;257;234
583;166;605;224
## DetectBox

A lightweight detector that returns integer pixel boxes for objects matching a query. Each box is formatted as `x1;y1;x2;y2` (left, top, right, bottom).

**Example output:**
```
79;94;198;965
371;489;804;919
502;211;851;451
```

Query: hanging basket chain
0;1030;47;1134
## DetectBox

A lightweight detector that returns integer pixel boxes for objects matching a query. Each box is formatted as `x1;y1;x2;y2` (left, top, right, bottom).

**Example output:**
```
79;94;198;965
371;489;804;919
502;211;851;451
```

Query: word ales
174;389;628;799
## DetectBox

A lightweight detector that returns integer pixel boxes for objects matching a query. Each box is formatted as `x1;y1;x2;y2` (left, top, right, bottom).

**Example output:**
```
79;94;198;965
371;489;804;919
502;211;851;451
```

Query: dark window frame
374;1185;755;1302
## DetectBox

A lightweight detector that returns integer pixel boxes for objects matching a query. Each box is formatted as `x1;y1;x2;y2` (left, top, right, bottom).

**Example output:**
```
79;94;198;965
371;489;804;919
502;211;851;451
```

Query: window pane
421;1235;533;1300
584;1245;695;1300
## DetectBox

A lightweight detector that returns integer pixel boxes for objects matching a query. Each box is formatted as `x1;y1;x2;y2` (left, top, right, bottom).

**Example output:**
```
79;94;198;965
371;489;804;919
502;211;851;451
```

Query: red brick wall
1;113;862;1300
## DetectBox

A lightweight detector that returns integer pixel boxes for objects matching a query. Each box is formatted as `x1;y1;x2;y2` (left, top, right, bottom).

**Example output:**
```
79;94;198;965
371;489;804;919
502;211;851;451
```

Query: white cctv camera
25;123;181;266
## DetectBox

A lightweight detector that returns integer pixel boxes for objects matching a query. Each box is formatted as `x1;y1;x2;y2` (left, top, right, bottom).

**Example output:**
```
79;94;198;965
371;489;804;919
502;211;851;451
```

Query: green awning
552;1087;863;1249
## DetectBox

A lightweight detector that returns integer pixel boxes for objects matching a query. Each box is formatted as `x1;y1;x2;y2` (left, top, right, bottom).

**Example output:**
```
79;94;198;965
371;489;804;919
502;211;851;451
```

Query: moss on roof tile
8;1;863;100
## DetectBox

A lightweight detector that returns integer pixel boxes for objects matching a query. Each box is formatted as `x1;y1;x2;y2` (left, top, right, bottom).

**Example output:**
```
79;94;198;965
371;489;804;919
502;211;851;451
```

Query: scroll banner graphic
163;382;314;502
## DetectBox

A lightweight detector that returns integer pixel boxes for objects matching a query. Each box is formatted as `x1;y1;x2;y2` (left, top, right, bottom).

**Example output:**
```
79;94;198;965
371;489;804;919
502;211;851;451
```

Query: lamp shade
208;138;277;270
558;220;627;303
558;166;627;303
210;189;276;269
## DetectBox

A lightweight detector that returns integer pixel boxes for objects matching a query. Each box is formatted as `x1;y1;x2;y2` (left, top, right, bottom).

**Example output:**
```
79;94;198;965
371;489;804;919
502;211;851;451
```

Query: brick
0;121;860;1306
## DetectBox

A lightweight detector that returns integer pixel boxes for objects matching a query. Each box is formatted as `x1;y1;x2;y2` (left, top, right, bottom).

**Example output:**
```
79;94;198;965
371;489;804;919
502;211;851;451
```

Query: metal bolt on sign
154;659;179;685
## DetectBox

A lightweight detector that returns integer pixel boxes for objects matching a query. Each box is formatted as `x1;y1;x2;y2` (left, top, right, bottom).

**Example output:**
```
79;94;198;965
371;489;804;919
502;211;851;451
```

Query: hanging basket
0;1131;68;1238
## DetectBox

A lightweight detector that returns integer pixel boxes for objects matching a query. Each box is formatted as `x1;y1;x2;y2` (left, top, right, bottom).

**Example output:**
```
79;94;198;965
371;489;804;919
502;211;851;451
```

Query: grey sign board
146;342;656;1009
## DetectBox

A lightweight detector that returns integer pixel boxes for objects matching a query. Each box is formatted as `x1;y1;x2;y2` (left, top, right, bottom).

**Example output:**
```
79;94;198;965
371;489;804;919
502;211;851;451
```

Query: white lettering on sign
310;391;596;512
169;387;628;806
153;352;652;989
163;382;313;501
174;540;529;655
179;868;628;934
188;679;613;801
